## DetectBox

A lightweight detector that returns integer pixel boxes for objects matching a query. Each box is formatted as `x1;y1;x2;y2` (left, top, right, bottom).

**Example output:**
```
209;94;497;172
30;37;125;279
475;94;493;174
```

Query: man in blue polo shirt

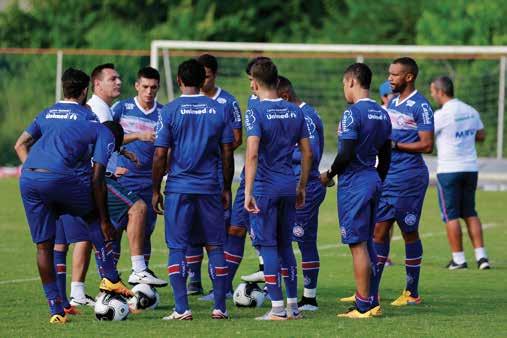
152;59;234;320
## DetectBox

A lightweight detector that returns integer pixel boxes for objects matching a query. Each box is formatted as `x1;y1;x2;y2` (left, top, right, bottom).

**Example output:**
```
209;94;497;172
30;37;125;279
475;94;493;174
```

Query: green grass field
0;178;506;337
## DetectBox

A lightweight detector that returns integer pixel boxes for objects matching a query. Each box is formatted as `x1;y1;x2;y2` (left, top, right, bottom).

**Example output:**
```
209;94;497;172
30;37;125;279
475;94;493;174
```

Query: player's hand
114;166;128;177
296;186;306;209
222;189;232;209
101;220;117;241
244;194;260;214
152;191;164;215
120;149;140;167
320;171;332;186
139;131;156;142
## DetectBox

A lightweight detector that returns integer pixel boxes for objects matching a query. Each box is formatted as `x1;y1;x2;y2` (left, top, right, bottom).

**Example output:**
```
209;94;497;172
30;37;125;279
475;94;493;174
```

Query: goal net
150;41;507;158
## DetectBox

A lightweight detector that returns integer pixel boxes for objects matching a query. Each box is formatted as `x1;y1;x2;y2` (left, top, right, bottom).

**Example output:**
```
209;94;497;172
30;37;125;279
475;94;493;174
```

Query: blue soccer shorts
249;195;296;247
55;215;90;245
164;193;226;250
230;178;249;230
436;171;478;222
20;170;94;244
338;175;381;245
293;180;326;242
106;177;141;230
376;169;429;233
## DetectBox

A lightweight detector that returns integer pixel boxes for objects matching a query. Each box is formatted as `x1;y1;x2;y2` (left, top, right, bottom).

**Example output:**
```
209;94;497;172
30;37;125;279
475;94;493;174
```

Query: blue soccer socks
186;245;204;284
168;249;189;314
207;246;228;312
298;241;319;298
53;249;70;309
43;281;64;316
405;240;423;297
260;246;283;303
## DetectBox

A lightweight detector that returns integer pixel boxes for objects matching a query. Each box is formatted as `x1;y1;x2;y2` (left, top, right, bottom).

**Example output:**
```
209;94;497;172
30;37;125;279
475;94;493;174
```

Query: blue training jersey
386;90;434;176
338;98;392;180
112;97;162;183
154;94;234;194
239;94;260;181
245;98;309;196
292;102;324;181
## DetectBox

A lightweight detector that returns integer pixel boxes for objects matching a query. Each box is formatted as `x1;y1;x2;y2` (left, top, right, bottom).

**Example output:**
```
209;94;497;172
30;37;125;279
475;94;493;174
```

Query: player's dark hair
432;76;454;97
102;121;124;152
277;75;296;97
177;59;206;87
197;54;218;74
137;66;160;82
61;67;90;99
392;57;419;80
245;56;272;75
251;59;278;89
91;63;115;84
343;63;372;90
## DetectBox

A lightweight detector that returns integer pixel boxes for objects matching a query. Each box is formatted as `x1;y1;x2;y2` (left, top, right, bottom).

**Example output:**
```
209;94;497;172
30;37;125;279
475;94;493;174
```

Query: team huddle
16;53;489;323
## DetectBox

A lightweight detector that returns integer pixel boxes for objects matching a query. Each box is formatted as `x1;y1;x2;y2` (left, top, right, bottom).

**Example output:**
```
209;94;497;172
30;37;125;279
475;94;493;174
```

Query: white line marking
0;224;497;285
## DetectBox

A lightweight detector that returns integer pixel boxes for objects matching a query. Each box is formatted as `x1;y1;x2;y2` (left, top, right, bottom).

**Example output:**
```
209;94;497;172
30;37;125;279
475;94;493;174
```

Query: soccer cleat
162;310;193;321
69;294;96;307
49;314;68;324
255;310;288;321
241;270;265;283
211;309;230;320
287;308;303;320
369;305;382;317
128;269;168;287
187;281;204;295
99;278;134;297
477;257;491;270
337;307;372;319
338;294;355;303
64;306;81;315
198;290;233;302
390;290;421;306
298;296;319;311
446;260;468;270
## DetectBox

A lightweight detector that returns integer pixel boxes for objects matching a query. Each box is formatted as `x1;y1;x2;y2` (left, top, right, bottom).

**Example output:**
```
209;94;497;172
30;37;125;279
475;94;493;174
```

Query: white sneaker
198;290;233;302
287;308;303;320
162;310;193;321
69;294;96;307
211;309;230;319
255;310;288;321
128;269;168;287
241;270;265;283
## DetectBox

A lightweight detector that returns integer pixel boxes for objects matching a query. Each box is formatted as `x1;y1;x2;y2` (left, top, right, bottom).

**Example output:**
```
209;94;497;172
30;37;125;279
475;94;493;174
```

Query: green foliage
0;0;506;164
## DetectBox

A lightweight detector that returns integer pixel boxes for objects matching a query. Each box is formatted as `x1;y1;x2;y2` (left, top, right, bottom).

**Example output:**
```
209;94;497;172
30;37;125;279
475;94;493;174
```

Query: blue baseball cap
379;80;392;97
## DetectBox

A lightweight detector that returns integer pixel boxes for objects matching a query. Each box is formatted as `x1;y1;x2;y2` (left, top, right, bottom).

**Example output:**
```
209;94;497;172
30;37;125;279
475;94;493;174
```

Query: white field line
0;223;497;285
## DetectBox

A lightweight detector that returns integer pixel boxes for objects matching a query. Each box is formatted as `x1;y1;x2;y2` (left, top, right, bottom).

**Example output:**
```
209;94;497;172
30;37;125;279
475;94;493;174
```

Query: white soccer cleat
162;310;193;321
255;309;288;321
211;309;230;319
128;269;168;287
69;294;96;307
241;270;265;283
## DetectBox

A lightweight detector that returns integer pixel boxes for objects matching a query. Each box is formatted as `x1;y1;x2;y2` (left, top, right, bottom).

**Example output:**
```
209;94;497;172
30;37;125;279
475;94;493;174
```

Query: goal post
150;40;507;158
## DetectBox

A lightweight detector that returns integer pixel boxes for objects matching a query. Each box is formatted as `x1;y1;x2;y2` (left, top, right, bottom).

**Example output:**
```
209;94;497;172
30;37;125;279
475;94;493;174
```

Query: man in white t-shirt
430;76;490;270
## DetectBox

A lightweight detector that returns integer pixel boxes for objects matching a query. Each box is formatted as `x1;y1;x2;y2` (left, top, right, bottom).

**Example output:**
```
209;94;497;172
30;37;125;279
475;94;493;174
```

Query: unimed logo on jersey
45;110;78;120
421;103;433;125
245;109;256;130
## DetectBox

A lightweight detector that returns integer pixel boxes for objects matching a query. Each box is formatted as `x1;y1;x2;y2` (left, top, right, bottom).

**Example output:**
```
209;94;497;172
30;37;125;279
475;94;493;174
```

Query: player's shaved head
343;63;372;90
197;54;218;74
392;57;419;80
91;63;115;83
102;121;124;152
137;66;160;82
245;56;272;75
251;59;278;89
61;67;90;99
177;59;206;88
277;75;297;101
432;76;454;97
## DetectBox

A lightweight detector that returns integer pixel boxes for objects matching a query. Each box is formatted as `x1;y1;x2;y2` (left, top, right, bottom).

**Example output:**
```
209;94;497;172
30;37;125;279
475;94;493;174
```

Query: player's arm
14;131;36;164
297;137;312;209
221;142;234;208
377;139;392;182
232;128;242;150
394;130;434;153
91;162;115;241
321;139;356;184
244;135;260;213
152;147;169;215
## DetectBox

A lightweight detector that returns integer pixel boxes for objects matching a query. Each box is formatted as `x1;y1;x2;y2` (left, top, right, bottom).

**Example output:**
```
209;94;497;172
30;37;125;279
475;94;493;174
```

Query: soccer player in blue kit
277;75;326;311
152;59;234;320
244;59;312;320
14;68;132;324
186;54;243;297
321;63;392;318
373;57;434;306
112;66;167;286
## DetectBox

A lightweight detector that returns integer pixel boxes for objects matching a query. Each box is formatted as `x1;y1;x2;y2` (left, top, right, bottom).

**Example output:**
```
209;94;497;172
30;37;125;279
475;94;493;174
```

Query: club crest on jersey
217;97;227;104
293;224;304;238
404;213;417;226
245;109;256;130
406;100;416;107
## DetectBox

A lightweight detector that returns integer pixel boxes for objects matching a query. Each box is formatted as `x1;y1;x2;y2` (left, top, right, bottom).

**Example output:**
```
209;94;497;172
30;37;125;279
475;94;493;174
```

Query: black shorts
436;172;478;222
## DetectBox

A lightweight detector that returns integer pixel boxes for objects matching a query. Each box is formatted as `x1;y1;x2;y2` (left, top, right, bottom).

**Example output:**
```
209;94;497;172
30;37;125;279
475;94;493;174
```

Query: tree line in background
0;0;506;164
